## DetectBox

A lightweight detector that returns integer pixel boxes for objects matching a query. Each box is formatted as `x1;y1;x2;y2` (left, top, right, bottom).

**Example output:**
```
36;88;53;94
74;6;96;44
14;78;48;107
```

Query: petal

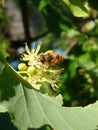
25;43;31;54
35;42;42;54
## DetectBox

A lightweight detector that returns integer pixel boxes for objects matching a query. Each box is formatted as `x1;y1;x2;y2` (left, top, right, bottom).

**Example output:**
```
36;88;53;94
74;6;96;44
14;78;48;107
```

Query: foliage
1;44;98;130
1;0;98;130
27;0;98;107
0;1;10;50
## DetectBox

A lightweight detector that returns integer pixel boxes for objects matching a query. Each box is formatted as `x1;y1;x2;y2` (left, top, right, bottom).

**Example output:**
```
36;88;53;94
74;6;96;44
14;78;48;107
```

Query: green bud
18;63;27;71
27;66;37;75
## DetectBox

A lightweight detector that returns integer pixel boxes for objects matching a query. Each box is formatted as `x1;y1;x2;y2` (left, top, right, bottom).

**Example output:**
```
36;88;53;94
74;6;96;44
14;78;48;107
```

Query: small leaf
0;104;7;112
38;0;48;11
62;0;88;17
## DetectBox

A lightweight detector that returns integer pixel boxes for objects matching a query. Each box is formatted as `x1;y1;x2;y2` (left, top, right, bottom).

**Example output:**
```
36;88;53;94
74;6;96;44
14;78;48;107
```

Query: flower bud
27;66;37;75
18;63;27;71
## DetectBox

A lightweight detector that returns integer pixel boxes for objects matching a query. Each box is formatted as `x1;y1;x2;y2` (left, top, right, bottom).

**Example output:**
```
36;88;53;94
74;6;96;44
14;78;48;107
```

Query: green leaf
1;45;98;130
68;60;77;79
62;0;88;17
78;53;95;70
0;104;7;112
67;29;80;38
38;0;48;11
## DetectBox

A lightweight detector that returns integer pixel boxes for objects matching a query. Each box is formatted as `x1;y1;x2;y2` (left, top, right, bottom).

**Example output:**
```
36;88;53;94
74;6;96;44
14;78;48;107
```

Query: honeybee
39;50;64;66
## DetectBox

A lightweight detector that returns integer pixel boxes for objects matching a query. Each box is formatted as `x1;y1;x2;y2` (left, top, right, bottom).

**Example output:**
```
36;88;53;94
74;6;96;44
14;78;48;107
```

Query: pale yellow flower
22;43;41;68
18;43;63;91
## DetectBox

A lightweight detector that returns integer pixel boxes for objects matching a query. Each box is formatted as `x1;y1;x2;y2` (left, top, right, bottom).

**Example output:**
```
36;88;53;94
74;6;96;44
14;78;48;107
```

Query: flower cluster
18;43;63;91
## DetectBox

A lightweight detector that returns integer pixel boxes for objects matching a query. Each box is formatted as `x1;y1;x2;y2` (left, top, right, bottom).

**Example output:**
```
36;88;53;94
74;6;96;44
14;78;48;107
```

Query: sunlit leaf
38;0;48;11
62;0;88;17
0;104;7;112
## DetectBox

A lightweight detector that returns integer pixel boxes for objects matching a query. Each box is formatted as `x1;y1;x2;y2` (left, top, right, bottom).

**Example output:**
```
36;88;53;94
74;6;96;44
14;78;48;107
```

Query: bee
39;50;64;66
